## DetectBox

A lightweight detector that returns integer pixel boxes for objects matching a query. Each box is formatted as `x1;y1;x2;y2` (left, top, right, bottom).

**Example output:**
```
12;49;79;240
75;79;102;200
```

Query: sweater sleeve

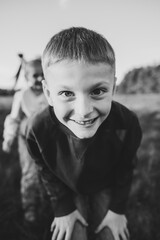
3;91;23;144
3;114;20;143
25;127;76;217
109;113;142;214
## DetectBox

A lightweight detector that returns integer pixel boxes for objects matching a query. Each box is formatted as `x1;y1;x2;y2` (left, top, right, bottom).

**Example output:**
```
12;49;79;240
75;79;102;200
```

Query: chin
73;129;97;139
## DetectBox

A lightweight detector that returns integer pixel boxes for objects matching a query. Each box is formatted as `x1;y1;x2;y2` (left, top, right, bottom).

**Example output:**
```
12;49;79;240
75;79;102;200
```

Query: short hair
42;27;115;74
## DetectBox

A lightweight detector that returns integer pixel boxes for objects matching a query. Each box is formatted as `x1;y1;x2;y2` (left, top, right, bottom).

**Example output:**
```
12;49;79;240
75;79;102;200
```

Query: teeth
75;119;95;125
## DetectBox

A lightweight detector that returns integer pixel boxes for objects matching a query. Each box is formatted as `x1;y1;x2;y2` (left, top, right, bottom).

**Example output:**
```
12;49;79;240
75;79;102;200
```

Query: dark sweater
25;101;142;217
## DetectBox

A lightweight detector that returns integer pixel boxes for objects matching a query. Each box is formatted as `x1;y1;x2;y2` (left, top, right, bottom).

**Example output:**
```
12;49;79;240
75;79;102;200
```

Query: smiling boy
26;27;142;240
44;61;114;139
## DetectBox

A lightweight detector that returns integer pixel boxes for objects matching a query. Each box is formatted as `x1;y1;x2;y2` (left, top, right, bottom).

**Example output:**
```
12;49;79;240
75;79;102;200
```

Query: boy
25;27;142;240
2;57;48;222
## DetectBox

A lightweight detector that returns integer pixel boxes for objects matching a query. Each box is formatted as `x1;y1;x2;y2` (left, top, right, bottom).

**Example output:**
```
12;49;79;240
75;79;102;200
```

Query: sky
0;0;160;89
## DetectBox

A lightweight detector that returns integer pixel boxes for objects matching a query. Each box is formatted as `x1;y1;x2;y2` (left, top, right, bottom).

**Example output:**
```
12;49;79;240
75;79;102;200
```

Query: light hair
42;27;116;74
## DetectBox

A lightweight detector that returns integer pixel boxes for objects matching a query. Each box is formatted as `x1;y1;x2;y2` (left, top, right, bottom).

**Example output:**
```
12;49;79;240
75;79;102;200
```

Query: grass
115;94;160;240
0;94;160;240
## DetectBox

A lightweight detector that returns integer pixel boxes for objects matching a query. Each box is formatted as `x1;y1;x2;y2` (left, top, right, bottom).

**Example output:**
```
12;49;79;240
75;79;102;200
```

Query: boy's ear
42;80;53;106
112;77;117;95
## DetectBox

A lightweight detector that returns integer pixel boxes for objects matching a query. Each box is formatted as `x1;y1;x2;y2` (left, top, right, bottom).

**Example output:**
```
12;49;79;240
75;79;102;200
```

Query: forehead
46;60;114;86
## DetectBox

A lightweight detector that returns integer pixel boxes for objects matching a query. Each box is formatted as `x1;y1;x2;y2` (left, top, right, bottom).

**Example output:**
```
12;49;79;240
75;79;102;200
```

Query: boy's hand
95;210;129;240
51;209;88;240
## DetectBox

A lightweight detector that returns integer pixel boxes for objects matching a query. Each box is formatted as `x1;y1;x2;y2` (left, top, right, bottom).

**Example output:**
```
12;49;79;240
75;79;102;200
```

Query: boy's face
43;61;116;139
25;64;44;93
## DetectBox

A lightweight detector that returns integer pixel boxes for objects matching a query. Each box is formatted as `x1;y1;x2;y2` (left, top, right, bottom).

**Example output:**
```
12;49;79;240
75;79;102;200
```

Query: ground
0;94;160;240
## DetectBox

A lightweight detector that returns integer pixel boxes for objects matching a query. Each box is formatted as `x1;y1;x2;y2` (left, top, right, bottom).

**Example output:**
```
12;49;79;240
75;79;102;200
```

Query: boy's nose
74;97;93;117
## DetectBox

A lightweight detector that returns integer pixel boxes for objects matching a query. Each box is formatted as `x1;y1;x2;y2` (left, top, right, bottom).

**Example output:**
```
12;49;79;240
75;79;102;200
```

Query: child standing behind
2;57;48;222
26;27;142;240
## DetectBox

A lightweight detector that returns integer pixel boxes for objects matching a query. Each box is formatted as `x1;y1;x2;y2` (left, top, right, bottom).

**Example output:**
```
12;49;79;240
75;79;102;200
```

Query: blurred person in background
2;56;48;223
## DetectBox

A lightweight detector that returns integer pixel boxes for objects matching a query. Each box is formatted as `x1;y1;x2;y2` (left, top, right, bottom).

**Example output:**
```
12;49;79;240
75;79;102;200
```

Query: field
0;94;160;240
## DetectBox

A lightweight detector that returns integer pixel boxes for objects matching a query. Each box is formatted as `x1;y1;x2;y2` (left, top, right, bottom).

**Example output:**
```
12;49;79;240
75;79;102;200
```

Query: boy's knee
94;227;114;240
71;221;87;240
74;194;88;219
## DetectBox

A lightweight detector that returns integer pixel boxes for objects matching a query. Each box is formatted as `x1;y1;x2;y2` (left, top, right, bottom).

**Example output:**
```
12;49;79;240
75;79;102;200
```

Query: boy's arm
95;114;142;240
110;114;142;214
26;131;76;217
26;129;88;240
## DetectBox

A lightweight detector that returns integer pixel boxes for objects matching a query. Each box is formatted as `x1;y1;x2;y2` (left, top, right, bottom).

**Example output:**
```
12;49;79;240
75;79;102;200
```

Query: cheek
101;106;111;118
53;101;71;118
96;99;112;115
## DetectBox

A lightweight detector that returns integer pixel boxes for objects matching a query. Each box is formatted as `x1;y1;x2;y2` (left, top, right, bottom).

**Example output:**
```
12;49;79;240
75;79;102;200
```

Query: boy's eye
59;91;74;97
91;88;106;96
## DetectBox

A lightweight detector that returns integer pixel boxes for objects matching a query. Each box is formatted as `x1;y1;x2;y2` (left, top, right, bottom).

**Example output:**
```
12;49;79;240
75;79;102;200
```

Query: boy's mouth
71;117;98;126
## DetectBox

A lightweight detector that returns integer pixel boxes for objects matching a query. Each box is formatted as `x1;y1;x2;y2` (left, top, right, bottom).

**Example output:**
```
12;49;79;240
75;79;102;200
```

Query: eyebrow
59;81;111;91
89;82;111;91
61;81;107;87
58;85;73;90
91;82;110;87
